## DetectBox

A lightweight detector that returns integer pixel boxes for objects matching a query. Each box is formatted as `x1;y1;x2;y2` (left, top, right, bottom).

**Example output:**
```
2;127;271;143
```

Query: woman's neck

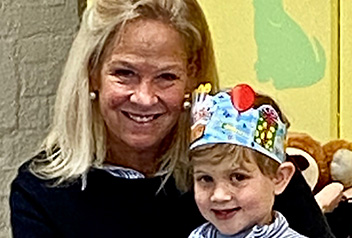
104;140;160;177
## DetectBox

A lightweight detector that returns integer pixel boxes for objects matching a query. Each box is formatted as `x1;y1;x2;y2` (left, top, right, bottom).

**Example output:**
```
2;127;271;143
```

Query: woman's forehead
112;19;185;52
100;19;188;68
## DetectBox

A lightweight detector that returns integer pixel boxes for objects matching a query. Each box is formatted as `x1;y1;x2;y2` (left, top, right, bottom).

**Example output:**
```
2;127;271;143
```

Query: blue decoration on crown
190;84;287;164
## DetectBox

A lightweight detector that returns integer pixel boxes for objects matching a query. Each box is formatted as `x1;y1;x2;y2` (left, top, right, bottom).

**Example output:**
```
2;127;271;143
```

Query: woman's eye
112;69;135;78
158;73;179;81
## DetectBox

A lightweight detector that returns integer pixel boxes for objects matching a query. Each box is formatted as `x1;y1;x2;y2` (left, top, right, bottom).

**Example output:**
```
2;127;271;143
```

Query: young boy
189;84;306;238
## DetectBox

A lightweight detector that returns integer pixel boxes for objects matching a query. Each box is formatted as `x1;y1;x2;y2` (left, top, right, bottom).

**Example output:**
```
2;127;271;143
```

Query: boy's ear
272;162;295;195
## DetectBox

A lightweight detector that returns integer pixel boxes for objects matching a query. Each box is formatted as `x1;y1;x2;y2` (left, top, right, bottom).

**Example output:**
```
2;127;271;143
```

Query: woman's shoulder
11;150;63;194
12;151;45;183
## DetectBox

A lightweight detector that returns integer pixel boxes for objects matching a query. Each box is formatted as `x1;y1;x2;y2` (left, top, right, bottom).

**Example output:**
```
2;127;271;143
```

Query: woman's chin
123;136;162;151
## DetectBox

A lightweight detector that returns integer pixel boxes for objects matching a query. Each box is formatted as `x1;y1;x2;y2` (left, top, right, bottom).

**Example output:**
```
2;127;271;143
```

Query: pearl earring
89;91;97;100
183;93;191;110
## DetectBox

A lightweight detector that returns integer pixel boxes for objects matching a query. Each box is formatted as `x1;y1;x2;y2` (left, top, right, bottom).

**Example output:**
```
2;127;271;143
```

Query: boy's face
193;155;276;235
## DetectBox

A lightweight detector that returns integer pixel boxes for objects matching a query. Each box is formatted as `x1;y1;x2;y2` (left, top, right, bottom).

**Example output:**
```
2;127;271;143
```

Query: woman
10;0;333;237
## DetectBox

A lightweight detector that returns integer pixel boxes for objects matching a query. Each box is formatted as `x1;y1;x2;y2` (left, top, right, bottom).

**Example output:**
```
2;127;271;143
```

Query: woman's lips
122;111;162;123
212;207;240;220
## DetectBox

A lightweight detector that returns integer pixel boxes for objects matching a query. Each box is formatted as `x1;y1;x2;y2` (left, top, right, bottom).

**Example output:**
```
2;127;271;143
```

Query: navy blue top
10;153;335;238
10;160;204;238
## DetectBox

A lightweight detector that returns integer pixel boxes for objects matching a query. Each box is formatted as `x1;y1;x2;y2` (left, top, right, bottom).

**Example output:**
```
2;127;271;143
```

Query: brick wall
0;1;79;237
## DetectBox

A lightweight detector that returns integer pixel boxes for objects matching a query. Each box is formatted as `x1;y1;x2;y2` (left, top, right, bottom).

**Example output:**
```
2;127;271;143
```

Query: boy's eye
230;173;248;182
196;175;213;183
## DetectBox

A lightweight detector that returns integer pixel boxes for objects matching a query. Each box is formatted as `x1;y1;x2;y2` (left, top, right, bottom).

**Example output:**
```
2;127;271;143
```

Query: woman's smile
121;111;163;123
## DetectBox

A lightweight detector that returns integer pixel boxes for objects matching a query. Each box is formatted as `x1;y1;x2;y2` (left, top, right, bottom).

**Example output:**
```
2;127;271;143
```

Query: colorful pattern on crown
190;84;287;164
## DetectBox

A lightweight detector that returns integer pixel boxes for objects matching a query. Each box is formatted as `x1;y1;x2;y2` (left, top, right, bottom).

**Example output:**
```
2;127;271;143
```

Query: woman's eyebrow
157;64;185;72
106;59;184;72
106;60;136;69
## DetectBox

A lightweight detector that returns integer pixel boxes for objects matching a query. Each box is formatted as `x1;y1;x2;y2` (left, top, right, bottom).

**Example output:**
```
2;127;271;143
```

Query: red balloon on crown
230;84;256;112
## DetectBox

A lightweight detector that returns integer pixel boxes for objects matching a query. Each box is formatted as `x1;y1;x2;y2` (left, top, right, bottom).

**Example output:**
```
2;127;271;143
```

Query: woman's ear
186;60;198;92
272;161;296;195
90;67;101;92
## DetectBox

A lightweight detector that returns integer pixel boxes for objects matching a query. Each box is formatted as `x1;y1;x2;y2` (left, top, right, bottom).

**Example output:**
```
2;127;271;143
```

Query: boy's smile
193;155;278;235
211;207;241;220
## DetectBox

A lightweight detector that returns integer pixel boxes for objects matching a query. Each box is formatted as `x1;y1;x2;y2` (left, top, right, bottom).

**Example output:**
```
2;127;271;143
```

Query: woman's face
96;19;190;152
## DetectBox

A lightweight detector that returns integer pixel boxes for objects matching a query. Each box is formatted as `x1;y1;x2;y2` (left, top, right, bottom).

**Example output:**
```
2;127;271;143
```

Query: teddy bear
322;139;352;238
286;132;330;194
286;133;352;206
286;132;352;238
323;139;352;190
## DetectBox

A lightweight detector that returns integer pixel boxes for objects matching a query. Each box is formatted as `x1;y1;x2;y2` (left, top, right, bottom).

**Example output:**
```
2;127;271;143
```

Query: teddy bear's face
331;149;352;188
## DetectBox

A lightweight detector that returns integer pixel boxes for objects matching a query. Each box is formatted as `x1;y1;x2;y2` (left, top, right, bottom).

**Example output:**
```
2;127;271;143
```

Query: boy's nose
210;183;232;202
130;81;158;106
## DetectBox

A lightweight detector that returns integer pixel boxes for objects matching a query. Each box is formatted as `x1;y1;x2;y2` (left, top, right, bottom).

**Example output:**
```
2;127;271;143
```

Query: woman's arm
10;164;58;238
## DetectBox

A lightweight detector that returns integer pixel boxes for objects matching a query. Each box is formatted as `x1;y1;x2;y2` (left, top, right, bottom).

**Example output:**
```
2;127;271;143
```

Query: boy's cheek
194;190;211;219
194;185;210;207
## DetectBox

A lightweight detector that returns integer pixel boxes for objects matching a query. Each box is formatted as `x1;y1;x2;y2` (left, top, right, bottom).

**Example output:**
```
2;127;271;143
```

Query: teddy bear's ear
287;154;309;171
330;148;352;188
322;139;352;162
286;147;319;191
322;140;352;189
287;132;330;194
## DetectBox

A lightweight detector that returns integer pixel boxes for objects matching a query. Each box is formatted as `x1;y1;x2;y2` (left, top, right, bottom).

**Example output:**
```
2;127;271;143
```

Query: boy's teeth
129;114;154;122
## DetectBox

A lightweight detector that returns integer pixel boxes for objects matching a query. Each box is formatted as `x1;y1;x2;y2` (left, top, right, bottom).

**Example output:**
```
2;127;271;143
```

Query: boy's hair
190;144;280;177
254;93;290;128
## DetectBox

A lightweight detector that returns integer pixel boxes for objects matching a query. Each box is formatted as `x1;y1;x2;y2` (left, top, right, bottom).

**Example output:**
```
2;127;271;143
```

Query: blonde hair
31;0;219;191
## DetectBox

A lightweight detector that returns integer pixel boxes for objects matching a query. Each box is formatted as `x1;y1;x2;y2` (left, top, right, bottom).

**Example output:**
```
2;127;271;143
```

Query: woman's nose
210;183;232;203
130;81;158;106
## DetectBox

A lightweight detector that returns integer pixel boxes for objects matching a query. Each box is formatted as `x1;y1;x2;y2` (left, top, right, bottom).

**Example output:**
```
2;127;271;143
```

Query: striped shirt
81;164;168;190
188;211;307;238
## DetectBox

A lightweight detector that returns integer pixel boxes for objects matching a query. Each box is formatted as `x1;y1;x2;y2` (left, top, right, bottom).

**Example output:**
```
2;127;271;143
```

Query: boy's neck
216;228;251;238
216;211;275;238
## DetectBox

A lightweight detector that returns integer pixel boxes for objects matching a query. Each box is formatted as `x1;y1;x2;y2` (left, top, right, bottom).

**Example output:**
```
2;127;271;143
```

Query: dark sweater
10;161;204;238
274;169;335;238
325;200;352;238
10;156;335;238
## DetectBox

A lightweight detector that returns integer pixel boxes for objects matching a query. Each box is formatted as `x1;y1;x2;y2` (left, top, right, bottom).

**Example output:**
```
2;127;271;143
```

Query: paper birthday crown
190;84;287;164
